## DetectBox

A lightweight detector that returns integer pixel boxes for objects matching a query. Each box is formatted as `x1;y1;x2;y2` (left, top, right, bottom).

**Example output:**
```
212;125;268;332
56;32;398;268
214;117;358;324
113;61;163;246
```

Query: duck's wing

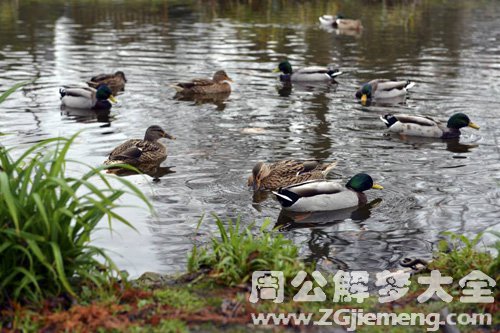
282;180;345;197
60;87;95;99
319;15;335;25
393;114;438;126
108;139;142;159
376;80;412;91
176;78;215;88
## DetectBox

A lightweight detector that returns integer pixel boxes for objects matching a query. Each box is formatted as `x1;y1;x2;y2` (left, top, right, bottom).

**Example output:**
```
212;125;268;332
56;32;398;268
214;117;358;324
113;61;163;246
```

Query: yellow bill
108;95;117;103
272;67;281;73
372;184;383;190
468;122;480;130
361;94;367;105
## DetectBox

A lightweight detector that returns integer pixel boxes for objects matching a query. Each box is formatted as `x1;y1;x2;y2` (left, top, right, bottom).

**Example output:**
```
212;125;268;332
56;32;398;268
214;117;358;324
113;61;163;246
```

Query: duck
103;125;175;173
248;159;337;191
273;173;383;212
172;70;232;95
319;15;363;31
59;84;116;110
380;113;480;139
356;79;415;104
273;60;342;82
87;71;127;95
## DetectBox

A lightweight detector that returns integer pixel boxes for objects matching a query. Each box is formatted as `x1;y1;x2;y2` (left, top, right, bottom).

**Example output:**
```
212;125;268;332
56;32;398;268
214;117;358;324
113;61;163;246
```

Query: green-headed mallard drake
273;173;383;212
247;159;337;191
59;84;116;110
274;60;342;82
103;125;175;172
87;71;127;95
380;113;480;139
356;79;415;105
319;15;363;31
172;70;232;95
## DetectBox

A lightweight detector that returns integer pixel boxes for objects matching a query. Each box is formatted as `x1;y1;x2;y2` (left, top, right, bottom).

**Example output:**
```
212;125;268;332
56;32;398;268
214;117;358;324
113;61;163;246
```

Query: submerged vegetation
0;133;151;303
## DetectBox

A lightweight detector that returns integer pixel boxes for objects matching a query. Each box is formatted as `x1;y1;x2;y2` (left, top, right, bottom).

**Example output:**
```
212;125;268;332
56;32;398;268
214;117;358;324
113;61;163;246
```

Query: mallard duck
247;159;337;191
172;70;232;95
356;79;415;104
103;125;175;172
319;15;363;30
380;113;480;139
60;84;116;110
274;60;342;82
87;71;127;95
273;173;383;212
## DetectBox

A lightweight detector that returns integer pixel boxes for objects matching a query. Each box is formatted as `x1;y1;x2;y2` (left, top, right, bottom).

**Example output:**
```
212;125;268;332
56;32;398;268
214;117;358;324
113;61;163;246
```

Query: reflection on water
1;0;499;277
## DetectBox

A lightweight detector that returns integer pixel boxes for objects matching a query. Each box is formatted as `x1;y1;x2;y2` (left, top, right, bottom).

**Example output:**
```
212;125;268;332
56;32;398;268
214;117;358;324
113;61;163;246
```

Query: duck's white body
274;180;361;212
357;79;415;101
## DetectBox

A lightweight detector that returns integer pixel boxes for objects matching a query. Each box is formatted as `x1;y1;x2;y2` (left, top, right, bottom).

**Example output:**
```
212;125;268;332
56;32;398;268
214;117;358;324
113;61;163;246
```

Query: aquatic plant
188;215;309;288
0;81;27;104
0;134;151;303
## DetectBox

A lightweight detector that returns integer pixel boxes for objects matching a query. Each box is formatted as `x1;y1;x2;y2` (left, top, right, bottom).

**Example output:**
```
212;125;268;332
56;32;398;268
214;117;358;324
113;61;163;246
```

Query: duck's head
115;71;127;82
274;60;293;75
247;161;271;191
213;70;233;83
346;173;383;192
356;83;372;105
144;125;176;141
447;113;480;130
96;84;117;103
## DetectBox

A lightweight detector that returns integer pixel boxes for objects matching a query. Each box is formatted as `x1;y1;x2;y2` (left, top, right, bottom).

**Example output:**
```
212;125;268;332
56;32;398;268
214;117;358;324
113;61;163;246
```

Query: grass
187;215;310;290
0;133;152;304
1;221;498;332
432;231;499;283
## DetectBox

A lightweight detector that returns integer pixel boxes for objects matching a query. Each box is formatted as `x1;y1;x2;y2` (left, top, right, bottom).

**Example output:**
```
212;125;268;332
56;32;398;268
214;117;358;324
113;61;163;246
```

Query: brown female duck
87;71;127;95
248;159;337;191
104;125;175;172
172;70;232;95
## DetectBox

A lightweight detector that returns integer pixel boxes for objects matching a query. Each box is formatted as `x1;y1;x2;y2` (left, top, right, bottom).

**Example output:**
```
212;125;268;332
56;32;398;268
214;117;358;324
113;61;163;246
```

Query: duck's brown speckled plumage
88;71;127;95
247;159;337;191
104;126;175;172
173;70;232;95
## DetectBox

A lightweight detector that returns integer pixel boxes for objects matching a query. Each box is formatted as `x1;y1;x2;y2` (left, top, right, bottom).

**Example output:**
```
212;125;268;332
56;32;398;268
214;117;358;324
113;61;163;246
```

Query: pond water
1;0;499;277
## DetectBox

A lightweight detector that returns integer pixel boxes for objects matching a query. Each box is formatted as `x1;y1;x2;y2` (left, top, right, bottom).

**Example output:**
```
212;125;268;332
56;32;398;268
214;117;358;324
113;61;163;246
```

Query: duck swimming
87;71;127;95
60;84;116;110
274;173;383;212
380;113;480;139
356;79;415;105
172;70;232;95
248;159;337;191
104;125;175;173
273;60;342;82
319;15;363;31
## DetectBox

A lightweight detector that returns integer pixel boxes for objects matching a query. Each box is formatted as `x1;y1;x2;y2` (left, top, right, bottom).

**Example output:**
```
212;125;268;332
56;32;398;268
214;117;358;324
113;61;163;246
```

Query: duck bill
163;132;176;140
372;184;383;190
361;94;368;105
272;67;281;73
108;95;117;103
468;122;480;130
225;77;233;82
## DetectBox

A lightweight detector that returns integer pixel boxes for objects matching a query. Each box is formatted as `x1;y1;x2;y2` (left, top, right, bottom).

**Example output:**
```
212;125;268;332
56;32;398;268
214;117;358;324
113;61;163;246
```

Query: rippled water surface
1;0;499;276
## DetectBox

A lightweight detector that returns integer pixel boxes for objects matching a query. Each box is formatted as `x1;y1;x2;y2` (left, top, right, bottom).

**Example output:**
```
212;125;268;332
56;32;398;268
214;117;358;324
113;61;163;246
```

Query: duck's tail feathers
321;161;338;176
272;191;294;202
327;68;343;78
170;84;184;92
59;88;66;98
380;114;397;128
319;15;334;25
405;81;415;90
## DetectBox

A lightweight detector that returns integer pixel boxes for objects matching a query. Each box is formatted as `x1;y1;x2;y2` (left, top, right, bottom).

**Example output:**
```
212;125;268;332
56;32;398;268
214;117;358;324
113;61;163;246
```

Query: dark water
1;0;499;277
